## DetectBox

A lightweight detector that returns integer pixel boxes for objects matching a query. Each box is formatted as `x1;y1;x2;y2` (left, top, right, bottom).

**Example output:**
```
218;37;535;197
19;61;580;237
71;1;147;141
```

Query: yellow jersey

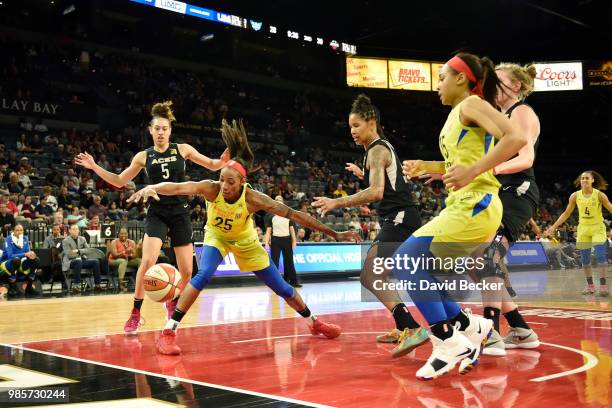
205;185;257;242
439;95;501;198
576;188;603;226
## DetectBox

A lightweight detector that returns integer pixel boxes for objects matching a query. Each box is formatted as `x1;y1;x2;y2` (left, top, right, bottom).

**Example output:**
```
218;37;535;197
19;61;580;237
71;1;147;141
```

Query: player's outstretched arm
179;143;230;171
312;145;388;216
75;151;146;188
545;193;577;236
127;180;219;204
247;189;361;243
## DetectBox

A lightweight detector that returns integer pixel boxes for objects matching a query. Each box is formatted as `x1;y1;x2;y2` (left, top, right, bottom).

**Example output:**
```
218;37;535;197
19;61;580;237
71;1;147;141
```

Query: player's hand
442;165;478;191
420;173;444;185
402;160;426;178
75;151;96;169
219;148;230;165
335;230;362;243
312;196;337;216
345;163;364;179
127;187;160;204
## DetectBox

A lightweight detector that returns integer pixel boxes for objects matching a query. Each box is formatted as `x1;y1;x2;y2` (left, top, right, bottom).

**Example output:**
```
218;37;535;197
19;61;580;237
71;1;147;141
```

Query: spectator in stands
0;202;16;237
34;197;54;222
296;227;307;242
86;215;101;231
19;157;33;174
43;224;64;249
107;201;123;221
108;227;141;292
80;189;94;209
0;223;40;297
45;164;64;188
88;195;107;220
67;179;80;196
63;168;80;188
7;172;26;194
41;186;59;212
57;186;71;210
190;204;206;222
66;206;87;227
18;195;36;219
348;213;362;232
52;211;69;235
3;194;19;216
17;166;32;190
16;134;35;153
30;134;44;152
53;144;70;165
44;133;59;146
333;182;348;198
62;224;103;294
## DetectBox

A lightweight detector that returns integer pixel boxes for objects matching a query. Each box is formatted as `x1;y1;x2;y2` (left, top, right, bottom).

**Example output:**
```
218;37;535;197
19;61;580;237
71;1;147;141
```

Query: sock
133;298;144;311
600;277;607;285
431;321;453;340
392;303;420;330
449;310;470;331
586;277;594;285
483;307;501;333
165;308;186;331
503;308;530;330
298;306;312;318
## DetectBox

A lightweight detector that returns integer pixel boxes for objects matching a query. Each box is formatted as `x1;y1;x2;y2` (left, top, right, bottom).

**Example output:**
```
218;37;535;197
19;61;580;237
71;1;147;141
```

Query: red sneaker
310;318;341;339
164;297;178;320
157;329;181;355
124;308;143;335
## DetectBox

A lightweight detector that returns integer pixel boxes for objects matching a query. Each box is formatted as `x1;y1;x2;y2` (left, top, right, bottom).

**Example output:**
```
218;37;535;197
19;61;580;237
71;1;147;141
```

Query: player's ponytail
452;53;501;107
496;62;537;101
221;118;255;172
350;94;386;139
150;100;176;125
575;170;609;190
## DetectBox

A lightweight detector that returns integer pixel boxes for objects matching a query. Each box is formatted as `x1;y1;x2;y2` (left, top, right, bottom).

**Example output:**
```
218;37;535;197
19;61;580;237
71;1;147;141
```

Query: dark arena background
0;1;610;407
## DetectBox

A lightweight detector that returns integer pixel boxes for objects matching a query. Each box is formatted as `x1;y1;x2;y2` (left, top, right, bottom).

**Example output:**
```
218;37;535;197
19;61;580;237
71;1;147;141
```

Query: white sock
165;319;179;331
305;314;317;327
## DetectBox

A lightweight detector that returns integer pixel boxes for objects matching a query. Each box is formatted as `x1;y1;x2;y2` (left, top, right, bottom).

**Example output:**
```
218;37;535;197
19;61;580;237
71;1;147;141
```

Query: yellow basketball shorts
576;223;607;249
203;233;270;272
414;191;503;258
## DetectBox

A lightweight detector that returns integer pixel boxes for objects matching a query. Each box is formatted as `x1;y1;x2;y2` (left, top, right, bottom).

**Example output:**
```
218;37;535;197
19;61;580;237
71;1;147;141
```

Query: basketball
143;264;182;302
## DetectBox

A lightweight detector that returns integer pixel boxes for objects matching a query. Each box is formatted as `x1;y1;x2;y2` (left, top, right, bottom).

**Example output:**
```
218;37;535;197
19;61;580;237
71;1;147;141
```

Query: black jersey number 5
213;217;233;231
161;163;170;179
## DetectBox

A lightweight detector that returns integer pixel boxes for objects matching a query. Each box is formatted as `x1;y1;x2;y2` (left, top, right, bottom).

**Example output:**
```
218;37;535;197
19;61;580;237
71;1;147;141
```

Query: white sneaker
456;309;493;349
504;327;540;349
482;329;507;356
416;328;477;380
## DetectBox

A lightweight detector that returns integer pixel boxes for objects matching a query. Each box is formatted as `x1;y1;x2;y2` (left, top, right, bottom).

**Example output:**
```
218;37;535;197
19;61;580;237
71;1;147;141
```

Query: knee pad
594;245;607;264
580;249;592;267
476;235;506;280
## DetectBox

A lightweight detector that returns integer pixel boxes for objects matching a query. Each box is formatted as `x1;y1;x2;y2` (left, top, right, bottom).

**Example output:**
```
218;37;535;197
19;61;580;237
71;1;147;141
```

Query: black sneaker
25;280;41;297
8;282;25;298
71;285;82;295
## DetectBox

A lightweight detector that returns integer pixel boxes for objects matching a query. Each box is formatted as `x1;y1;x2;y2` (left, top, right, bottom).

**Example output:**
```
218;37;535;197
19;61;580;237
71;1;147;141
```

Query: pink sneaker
309;318;341;339
124;308;143;335
582;284;596;295
164;297;178;320
157;329;181;355
599;284;609;297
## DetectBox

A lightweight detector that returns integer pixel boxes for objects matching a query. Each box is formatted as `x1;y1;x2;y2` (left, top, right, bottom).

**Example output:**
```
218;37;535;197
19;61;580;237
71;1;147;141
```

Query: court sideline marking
0;342;332;408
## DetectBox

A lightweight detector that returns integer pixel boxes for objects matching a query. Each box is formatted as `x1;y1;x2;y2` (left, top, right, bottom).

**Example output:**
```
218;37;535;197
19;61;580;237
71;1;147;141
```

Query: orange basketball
143;263;182;302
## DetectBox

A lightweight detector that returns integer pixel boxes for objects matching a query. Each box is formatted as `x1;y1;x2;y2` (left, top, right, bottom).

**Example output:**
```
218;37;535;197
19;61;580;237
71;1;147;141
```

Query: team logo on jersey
170;149;177;154
234;213;242;219
151;156;177;165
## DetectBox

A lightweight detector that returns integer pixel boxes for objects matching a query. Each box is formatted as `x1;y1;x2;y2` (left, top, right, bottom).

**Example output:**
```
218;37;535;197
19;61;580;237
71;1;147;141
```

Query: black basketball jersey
144;143;187;208
496;101;540;204
362;138;418;222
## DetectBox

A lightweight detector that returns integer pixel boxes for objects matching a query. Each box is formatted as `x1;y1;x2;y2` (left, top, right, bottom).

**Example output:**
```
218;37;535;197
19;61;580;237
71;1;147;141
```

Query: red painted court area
22;307;612;407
